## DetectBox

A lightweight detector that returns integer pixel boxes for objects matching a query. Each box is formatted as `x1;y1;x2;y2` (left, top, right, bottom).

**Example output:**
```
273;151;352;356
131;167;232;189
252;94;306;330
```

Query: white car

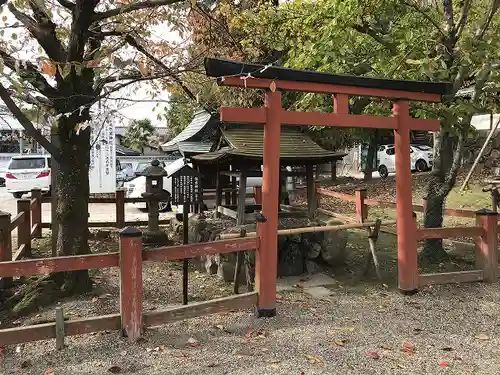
5;155;51;198
377;144;433;178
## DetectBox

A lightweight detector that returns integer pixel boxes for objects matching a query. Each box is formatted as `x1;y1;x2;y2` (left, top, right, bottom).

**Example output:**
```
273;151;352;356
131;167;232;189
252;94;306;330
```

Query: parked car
377;144;433;178
5;154;51;198
124;158;261;212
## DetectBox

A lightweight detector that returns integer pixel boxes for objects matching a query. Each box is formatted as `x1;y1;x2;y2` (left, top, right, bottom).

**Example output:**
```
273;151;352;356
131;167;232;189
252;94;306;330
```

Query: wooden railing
315;186;500;288
0;233;259;347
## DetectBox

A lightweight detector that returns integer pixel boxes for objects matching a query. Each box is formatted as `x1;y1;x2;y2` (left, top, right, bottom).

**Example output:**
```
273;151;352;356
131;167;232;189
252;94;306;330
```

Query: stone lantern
139;159;170;243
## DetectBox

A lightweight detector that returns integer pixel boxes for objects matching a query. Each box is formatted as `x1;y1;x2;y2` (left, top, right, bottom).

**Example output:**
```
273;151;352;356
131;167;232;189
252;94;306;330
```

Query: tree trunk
422;128;465;262
54;124;92;294
363;142;376;181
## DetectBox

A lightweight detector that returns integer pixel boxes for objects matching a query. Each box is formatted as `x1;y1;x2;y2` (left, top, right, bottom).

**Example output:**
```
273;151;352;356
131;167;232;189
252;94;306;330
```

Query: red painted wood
119;233;143;342
255;90;281;313
316;188;356;202
220;107;266;124
393;101;419;292
0;253;119;278
220;76;442;102
355;189;367;223
143;237;258;262
475;213;498;282
416;226;483;240
333;94;349;114
221;107;440;132
253;186;262;204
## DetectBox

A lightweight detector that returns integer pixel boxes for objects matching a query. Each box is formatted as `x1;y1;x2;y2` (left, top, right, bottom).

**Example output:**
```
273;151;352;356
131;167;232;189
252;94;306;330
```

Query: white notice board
89;121;116;193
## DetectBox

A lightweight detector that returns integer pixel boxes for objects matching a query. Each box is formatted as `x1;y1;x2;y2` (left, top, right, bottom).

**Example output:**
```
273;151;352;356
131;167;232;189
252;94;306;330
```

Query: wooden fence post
475;209;498;282
115;189;125;229
355;188;367;223
0;211;12;288
31;188;42;238
17;199;31;257
306;164;316;218
119;227;143;342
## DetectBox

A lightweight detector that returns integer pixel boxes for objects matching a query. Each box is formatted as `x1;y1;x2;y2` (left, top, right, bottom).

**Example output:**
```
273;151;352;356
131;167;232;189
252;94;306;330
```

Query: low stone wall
171;213;348;283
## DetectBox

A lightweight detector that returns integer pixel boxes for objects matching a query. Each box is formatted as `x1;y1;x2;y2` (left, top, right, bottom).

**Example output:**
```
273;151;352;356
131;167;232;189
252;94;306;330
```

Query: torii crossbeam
205;57;451;316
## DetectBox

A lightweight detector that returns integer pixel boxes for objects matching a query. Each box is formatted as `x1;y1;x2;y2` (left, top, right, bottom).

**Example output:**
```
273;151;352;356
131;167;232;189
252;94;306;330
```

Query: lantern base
142;229;169;245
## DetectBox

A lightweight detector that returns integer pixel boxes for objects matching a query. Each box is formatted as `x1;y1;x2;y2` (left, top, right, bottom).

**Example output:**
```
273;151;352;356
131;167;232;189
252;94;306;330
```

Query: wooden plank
316;188;356;202
12;244;27;261
55;307;65;350
30;223;39;238
419;270;484;286
0;322;55;345
416;226;483;240
281;111;399;130
143;237;258;262
217;206;238;219
220;76;443;102
443;208;476;218
0;314;122;346
65;313;121;336
317;208;356;223
143;292;258;327
10;211;24;230
0;252;119;278
30;197;37;209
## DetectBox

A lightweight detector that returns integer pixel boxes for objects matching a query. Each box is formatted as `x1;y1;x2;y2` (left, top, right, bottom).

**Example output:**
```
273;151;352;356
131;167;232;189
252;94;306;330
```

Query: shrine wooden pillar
393;100;418;292
255;90;280;317
215;166;222;218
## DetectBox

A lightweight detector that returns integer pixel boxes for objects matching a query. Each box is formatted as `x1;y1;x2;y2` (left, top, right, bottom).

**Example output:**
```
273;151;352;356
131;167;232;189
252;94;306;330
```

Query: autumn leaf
305;354;322;364
334;339;346;347
475;333;490;340
43;369;55;375
86;60;100;68
439;361;449;367
366;351;380;360
138;61;148;76
108;365;121;373
41;61;57;77
402;342;415;355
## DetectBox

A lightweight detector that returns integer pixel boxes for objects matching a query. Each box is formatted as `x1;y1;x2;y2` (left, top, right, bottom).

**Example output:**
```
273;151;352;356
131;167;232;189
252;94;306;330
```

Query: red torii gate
205;58;450;317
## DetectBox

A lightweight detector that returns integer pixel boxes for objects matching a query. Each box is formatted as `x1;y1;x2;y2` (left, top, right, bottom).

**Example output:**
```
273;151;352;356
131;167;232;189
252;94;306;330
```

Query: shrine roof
205;58;451;96
192;125;346;165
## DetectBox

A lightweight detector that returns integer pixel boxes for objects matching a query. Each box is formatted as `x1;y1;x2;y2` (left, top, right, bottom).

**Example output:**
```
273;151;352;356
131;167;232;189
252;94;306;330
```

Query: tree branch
55;0;75;11
0;82;61;161
8;2;66;61
442;0;454;33
67;0;99;61
402;0;446;37
476;0;500;40
0;49;58;99
124;35;199;103
454;0;472;39
353;21;397;54
93;0;183;21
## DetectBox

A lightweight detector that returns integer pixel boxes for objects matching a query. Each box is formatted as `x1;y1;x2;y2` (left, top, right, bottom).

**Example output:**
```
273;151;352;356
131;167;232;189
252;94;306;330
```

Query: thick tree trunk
422;129;465;262
54;124;92;293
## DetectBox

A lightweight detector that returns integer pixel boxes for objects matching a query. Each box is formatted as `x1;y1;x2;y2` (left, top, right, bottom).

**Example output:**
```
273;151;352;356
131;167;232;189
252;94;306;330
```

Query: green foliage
122;118;155;153
163;93;199;137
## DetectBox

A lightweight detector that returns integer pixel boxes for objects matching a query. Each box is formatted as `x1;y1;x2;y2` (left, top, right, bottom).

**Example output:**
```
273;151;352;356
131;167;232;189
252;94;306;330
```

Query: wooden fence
315;186;499;288
0;230;260;346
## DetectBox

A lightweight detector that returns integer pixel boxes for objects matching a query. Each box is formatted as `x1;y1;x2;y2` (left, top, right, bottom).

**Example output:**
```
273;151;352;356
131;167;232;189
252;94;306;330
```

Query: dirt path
2;279;500;375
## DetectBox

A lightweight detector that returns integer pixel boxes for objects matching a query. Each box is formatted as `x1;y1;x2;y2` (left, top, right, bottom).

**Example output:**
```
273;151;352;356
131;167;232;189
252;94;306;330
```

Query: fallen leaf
302;303;314;309
207;363;219;368
441;347;453;352
108;365;121;373
305;354;322;364
475;333;490;340
379;344;392;350
91;297;98;303
267;359;281;364
367;351;380;360
439;361;449;367
187;337;198;344
402;342;415;355
334;339;346;347
120;350;127;356
276;294;283;300
43;369;55;375
20;360;32;368
15;345;22;353
146;348;153;353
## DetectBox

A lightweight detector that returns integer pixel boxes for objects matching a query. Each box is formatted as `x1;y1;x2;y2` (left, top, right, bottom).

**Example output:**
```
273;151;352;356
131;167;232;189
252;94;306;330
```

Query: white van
5;155;51;198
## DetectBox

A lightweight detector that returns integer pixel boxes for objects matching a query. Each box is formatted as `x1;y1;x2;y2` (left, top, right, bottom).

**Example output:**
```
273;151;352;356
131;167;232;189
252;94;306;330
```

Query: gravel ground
2;277;500;374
